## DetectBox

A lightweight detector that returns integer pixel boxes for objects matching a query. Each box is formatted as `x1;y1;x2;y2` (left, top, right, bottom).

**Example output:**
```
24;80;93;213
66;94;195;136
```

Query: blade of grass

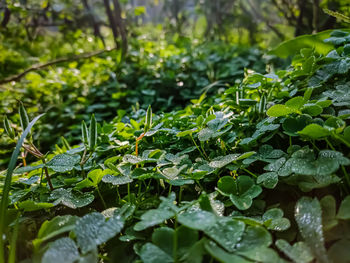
0;113;44;263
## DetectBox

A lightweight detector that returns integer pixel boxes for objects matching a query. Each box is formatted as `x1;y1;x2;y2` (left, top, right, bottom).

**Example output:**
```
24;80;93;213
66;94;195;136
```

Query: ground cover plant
1;28;350;262
0;38;267;169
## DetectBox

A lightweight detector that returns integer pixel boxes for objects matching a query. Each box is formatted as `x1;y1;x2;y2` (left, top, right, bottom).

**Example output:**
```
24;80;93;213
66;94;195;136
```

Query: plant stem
168;185;172;195
242;168;257;178
190;134;207;160
325;138;336;151
96;186;107;209
42;159;54;191
127;183;131;203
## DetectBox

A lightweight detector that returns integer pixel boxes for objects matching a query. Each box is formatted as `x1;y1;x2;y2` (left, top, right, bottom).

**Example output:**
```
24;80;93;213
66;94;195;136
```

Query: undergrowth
1;30;350;263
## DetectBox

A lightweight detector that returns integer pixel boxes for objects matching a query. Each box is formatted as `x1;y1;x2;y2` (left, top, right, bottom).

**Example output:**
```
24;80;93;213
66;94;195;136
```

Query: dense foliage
0;38;267;168
1;29;350;262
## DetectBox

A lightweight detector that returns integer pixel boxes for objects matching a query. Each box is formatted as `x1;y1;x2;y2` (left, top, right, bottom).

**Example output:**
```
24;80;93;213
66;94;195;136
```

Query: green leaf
151;227;174;256
236;247;280;263
262;208;290;231
75;212;124;253
81;120;88;145
298;124;330;139
209;154;241;168
49;188;94;209
285;96;306;110
320;195;338;231
217;176;236;195
46;154;80;173
176;128;197;137
3;115;15;139
18;200;54;212
178;208;217;231
266;104;295;117
102;173;133;185
204;240;249;263
75;169;105;189
134;193;177;231
328;239;350;263
33;215;78;250
236;225;272;251
42;237;79;263
0;113;44;260
144;105;152;133
14;164;44;174
276;239;314;263
218;176;262;210
204;217;245;252
89;114;97;150
18;101;30;133
268;29;339;58
138;243;173;263
302;104;323;116
295;197;329;263
337;196;350;220
257;172;278;189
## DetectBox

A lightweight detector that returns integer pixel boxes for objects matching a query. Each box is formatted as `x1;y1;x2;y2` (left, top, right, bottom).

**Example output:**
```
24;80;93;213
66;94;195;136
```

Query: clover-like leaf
75;212;124;253
262;208;290;231
204;240;247;263
18;200;54;212
209;152;254;169
235;225;272;251
33;215;78;250
267;105;296;117
295;197;329;263
42;237;79;263
134;193;177;231
276;239;314;263
320;195;338;231
204;217;245;252
257;172;278;189
337;196;350;220
138;243;173;263
298;124;330;140
217;176;262;210
102;173;133;185
178;208;217;231
46;154;80;173
14;164;44;174
49;188;94;209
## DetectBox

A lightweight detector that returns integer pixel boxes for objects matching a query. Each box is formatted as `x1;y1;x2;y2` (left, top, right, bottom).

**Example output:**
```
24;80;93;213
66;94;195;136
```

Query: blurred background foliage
0;0;349;166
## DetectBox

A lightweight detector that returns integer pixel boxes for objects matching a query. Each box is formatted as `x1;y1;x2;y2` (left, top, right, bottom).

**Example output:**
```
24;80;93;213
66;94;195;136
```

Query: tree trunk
103;0;119;46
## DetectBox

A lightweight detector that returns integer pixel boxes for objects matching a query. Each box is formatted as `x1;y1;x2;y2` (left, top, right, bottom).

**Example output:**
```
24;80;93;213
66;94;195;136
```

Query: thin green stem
127;183;131;203
325;138;336;151
96;186;107;209
200;141;209;160
333;134;350;148
289;136;292;148
310;140;320;152
242;168;258;178
168;185;172;196
190;134;207;160
42;159;54;191
116;186;121;205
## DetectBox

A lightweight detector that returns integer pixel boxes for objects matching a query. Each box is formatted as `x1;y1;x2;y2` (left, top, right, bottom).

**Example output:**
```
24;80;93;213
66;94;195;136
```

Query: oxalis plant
1;30;350;263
